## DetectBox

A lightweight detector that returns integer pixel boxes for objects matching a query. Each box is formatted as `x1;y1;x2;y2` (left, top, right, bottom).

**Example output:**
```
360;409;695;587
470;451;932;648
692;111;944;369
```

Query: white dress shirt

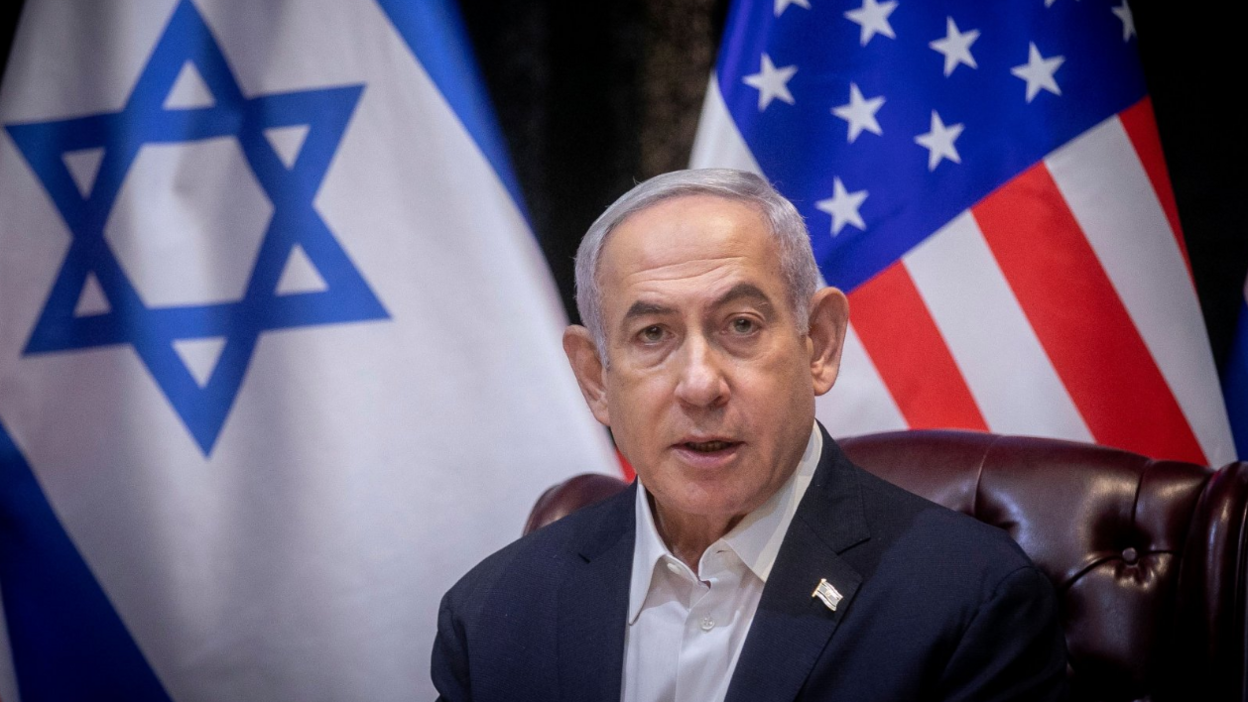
621;424;822;702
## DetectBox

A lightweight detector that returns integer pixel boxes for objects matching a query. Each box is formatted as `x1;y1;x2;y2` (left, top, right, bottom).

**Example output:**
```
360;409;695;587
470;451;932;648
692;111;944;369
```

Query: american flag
691;0;1234;466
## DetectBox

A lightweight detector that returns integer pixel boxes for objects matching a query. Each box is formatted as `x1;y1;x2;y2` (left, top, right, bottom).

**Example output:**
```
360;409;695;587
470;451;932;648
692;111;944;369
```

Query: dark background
3;1;1244;368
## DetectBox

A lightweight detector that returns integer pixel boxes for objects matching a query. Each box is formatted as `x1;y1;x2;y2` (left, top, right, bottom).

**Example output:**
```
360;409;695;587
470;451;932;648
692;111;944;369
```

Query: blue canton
5;0;388;455
718;0;1147;291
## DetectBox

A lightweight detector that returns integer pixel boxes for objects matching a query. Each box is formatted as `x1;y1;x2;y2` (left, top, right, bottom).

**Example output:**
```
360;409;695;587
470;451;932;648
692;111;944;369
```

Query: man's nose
673;334;729;409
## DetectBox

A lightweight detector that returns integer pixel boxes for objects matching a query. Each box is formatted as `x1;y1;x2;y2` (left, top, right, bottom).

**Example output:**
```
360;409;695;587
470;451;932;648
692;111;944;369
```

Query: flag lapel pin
812;578;843;612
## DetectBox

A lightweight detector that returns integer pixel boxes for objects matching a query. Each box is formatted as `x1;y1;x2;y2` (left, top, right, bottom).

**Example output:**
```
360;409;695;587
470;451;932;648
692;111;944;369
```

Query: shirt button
700;617;715;631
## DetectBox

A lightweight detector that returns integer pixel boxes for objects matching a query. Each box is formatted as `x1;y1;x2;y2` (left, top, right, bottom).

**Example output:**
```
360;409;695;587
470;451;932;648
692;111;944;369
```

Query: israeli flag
0;1;615;699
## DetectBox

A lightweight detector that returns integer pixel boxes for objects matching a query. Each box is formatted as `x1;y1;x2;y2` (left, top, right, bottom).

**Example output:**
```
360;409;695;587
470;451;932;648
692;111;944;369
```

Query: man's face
587;195;825;524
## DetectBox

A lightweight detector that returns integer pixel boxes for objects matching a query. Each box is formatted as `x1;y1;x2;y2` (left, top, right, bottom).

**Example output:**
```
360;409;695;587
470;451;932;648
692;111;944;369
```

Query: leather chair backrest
838;431;1248;702
525;430;1248;702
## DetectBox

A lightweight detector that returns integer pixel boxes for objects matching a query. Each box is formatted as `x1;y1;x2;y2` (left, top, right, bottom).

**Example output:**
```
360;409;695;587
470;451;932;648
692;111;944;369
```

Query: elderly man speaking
431;169;1067;702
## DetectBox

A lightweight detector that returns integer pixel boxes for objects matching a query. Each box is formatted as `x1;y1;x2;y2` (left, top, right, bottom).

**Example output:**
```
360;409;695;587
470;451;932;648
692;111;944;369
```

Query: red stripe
1119;97;1192;274
972;163;1206;464
849;262;988;431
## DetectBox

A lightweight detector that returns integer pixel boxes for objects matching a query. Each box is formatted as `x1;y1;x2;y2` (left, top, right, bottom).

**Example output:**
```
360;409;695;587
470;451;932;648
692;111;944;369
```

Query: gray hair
574;168;821;360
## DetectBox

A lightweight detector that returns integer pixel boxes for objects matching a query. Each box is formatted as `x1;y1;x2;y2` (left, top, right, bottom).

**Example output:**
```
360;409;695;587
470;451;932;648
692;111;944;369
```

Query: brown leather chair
524;430;1248;702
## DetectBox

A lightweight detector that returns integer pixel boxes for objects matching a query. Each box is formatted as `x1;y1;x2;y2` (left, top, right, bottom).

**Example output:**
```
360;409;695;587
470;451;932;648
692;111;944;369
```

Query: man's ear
563;325;611;426
807;287;849;396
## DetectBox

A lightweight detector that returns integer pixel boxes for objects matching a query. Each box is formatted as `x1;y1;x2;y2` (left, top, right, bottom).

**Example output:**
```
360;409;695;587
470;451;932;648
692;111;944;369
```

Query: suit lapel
556;482;636;702
725;430;871;702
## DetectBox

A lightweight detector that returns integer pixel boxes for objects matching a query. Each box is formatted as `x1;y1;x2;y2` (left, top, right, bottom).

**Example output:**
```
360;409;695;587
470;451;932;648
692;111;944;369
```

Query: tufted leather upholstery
524;430;1248;702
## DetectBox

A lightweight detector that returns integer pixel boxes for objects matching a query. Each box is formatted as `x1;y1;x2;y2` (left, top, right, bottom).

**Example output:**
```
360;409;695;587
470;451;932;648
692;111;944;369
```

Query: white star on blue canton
929;17;980;77
845;0;898;47
832;83;885;143
816;178;868;236
742;54;798;110
1011;42;1065;102
1112;1;1136;42
774;0;811;17
914;110;964;171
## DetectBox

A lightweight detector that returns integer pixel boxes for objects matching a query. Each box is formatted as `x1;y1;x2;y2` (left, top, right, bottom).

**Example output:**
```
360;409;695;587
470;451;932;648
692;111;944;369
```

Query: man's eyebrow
619;281;773;327
714;282;773;309
620;284;773;325
623;300;674;321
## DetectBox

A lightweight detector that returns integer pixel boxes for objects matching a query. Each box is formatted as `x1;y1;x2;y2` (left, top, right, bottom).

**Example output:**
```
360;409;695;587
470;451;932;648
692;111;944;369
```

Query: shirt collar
627;423;822;623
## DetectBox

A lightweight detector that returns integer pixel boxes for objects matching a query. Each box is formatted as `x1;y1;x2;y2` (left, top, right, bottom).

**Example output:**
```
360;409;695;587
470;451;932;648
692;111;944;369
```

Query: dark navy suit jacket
432;426;1068;701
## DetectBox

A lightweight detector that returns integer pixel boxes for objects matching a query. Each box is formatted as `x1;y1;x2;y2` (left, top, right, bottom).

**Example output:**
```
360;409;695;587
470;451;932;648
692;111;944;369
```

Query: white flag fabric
691;0;1234;466
0;1;615;700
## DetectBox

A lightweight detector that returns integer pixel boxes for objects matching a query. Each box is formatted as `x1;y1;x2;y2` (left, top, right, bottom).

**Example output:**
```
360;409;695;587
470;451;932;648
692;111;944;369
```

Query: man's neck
648;495;744;570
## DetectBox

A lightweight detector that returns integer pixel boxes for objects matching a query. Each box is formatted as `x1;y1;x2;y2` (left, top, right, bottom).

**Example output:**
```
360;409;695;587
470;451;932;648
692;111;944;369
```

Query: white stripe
1047;116;1236;465
903;211;1093;441
688;73;763;174
817;322;909;437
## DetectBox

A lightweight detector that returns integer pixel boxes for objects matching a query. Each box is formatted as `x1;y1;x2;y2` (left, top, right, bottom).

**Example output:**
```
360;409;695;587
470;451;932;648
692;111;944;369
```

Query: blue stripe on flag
0;419;173;701
1223;295;1248;459
374;0;527;215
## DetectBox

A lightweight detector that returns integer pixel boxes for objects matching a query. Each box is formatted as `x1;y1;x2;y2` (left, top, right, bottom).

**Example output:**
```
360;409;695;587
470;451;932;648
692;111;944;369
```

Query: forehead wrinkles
618;254;748;288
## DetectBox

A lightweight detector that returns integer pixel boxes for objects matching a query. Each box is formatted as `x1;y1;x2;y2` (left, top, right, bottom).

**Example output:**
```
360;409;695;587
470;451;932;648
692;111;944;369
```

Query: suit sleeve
935;564;1069;702
431;592;472;702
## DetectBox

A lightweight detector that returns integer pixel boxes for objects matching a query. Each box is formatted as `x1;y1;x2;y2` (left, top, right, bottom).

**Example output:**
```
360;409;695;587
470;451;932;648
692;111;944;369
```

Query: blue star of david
4;0;388;455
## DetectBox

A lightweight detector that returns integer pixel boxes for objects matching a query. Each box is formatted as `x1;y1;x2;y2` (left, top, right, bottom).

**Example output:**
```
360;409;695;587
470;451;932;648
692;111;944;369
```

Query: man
431;169;1067;701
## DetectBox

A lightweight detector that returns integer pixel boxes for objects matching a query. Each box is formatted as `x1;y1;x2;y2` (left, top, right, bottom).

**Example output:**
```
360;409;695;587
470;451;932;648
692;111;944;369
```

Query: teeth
687;441;730;452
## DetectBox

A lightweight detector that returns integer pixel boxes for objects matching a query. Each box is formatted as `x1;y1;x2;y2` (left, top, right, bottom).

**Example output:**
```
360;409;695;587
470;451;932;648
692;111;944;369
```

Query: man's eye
639;325;664;342
730;317;757;334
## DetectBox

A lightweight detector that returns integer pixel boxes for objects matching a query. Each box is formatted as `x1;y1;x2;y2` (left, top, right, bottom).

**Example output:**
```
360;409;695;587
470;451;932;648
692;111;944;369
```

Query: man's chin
648;478;764;525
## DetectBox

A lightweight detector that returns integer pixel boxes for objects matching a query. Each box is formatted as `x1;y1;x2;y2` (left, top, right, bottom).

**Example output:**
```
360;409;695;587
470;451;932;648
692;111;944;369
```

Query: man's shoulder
441;481;634;607
432;482;634;700
784;448;1067;701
